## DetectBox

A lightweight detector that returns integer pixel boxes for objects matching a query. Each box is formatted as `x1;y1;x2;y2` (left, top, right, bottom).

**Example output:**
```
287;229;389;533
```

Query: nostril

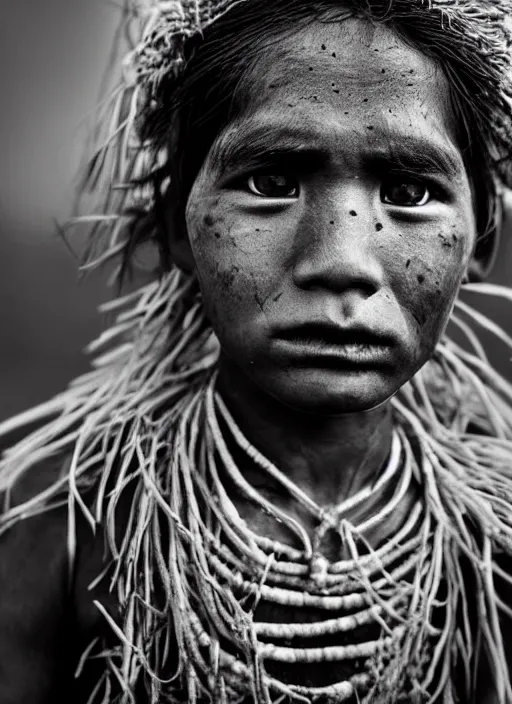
349;210;357;217
358;280;378;296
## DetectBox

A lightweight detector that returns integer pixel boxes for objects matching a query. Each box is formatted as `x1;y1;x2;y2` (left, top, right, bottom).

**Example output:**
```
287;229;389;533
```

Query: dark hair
122;0;504;281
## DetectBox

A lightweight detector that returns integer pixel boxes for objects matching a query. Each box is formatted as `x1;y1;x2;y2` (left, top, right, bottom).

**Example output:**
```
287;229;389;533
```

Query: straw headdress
2;1;512;702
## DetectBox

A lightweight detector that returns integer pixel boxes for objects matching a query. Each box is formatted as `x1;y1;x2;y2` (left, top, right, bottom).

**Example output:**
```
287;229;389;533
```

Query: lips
273;322;395;347
271;322;396;366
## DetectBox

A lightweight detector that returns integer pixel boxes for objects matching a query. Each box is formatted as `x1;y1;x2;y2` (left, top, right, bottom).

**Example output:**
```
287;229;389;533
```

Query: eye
247;172;299;198
381;177;430;207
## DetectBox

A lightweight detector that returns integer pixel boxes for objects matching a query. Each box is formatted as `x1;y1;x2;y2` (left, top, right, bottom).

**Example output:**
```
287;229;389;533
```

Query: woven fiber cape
2;1;512;702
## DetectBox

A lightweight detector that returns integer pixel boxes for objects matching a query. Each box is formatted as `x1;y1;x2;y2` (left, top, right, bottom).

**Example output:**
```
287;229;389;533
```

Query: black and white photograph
1;1;512;702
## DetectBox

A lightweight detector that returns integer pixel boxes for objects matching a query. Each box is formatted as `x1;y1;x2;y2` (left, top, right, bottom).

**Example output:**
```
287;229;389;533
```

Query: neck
216;357;393;510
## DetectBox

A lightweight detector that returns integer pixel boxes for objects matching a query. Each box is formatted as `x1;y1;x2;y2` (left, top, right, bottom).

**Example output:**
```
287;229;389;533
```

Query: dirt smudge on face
254;291;265;313
217;264;240;292
437;232;453;248
413;311;426;327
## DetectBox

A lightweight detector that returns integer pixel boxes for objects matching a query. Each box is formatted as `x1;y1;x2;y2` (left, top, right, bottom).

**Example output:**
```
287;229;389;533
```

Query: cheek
186;199;278;325
388;222;471;339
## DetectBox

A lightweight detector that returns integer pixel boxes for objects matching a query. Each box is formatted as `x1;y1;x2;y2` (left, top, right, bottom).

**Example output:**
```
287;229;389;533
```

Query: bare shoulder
0;449;115;704
0;453;73;704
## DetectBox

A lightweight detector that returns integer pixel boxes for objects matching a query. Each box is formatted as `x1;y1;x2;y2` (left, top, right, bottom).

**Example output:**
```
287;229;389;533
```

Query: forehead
217;17;460;169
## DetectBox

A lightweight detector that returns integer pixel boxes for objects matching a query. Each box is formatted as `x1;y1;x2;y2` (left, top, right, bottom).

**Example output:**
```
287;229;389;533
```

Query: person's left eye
381;177;431;207
246;172;299;198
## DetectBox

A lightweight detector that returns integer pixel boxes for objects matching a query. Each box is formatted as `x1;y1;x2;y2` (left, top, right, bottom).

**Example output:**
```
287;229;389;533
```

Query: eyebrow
210;122;463;181
371;136;461;181
211;124;327;174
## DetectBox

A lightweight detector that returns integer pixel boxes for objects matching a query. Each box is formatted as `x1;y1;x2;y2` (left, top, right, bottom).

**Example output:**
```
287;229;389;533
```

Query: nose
292;188;384;296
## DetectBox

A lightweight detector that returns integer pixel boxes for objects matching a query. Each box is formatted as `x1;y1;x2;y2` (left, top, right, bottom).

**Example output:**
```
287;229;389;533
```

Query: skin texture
181;17;477;513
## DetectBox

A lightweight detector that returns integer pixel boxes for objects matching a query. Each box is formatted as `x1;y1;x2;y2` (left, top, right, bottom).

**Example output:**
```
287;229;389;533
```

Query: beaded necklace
106;373;439;703
184;380;433;702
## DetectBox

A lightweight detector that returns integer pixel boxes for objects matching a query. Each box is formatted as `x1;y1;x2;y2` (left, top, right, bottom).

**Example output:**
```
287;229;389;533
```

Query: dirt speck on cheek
437;232;453;249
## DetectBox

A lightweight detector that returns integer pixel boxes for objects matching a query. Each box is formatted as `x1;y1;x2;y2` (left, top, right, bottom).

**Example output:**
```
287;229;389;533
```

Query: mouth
272;323;395;367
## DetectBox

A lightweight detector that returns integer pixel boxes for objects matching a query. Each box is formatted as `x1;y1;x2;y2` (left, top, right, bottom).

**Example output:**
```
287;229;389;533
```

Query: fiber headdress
83;0;512;265
2;1;512;703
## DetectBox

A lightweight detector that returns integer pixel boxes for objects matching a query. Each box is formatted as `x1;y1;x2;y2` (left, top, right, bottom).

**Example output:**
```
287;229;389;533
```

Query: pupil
254;174;296;197
387;181;426;205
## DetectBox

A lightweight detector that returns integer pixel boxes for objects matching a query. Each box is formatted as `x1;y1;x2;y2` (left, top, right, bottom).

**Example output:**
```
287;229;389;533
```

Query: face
184;18;476;415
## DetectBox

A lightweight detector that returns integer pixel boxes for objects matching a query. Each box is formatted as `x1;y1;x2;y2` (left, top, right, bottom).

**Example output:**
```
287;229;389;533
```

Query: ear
467;231;500;282
164;188;196;273
467;190;505;282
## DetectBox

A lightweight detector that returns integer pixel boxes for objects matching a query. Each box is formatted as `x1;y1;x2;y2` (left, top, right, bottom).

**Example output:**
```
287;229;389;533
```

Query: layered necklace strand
169;378;442;703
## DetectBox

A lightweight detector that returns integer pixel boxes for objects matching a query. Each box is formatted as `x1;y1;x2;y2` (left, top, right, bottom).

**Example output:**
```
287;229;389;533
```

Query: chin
261;368;399;417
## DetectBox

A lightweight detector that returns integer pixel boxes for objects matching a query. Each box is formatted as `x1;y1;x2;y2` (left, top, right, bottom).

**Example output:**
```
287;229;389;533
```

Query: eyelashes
229;168;444;207
380;176;431;207
246;173;299;198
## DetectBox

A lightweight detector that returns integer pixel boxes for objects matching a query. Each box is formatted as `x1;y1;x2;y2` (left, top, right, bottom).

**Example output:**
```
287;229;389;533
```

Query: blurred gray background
0;0;119;421
0;1;510;423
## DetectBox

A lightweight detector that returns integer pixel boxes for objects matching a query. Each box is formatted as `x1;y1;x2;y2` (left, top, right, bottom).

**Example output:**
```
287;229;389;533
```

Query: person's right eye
245;172;300;198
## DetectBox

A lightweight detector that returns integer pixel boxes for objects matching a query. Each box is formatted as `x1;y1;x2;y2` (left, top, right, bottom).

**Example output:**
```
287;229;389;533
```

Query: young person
1;0;512;702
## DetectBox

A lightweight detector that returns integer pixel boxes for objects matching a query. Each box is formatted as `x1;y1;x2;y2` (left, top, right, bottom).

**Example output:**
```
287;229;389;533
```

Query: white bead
309;554;330;587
